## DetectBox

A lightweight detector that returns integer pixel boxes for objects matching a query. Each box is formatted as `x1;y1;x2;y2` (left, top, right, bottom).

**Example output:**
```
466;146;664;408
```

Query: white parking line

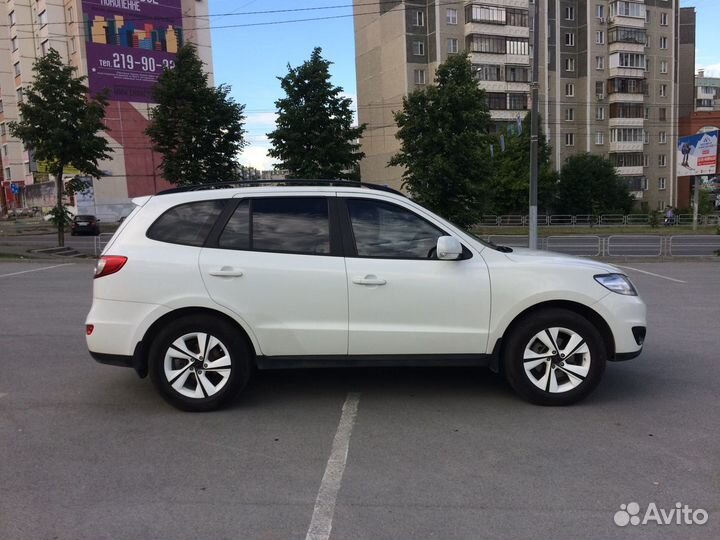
0;263;75;278
615;265;688;284
305;392;361;540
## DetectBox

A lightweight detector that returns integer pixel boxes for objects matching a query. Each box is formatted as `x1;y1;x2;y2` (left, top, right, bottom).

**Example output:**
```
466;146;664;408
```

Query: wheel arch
490;300;615;373
132;307;258;378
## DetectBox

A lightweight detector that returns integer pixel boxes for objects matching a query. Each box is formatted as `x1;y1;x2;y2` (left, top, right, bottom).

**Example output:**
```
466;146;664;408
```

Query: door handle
209;266;244;278
352;275;387;286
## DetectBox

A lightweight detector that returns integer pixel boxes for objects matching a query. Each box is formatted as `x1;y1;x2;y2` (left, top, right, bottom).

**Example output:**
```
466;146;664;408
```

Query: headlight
594;273;638;296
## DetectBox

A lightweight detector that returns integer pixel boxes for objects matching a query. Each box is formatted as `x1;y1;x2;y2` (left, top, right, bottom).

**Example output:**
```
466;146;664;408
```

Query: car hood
504;247;621;274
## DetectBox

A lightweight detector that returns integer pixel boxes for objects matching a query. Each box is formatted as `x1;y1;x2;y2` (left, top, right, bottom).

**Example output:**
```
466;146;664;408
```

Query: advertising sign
82;0;183;103
677;130;718;177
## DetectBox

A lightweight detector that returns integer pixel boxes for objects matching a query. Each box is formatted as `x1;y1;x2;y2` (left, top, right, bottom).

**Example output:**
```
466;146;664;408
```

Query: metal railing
93;233;114;257
482;234;720;257
478;213;720;227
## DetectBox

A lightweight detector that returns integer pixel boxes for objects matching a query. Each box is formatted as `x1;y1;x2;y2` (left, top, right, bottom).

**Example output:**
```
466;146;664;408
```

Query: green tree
389;54;493;227
146;44;247;186
9;49;111;247
555;153;633;215
268;47;365;180
487;115;558;215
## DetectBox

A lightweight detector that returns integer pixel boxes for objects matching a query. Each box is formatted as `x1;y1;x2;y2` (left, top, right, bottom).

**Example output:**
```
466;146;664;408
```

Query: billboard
82;0;183;103
677;130;718;177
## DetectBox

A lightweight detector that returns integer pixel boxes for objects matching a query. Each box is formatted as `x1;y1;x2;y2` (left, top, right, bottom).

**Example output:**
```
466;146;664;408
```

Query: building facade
0;0;213;218
354;0;679;210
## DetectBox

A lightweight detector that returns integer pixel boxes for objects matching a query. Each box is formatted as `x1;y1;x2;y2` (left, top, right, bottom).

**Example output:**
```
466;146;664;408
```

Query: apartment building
694;70;720;112
354;0;679;210
0;0;212;218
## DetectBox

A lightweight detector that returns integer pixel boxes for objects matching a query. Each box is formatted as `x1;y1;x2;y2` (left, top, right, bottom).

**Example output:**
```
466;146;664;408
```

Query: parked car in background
71;214;101;236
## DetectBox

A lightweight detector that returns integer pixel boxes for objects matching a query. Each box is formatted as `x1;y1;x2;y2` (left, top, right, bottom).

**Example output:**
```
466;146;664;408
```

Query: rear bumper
90;351;134;368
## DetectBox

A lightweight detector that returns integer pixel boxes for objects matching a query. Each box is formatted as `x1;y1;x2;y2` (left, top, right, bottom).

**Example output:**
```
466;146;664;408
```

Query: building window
658;154;667;167
16;87;23;103
565;58;575;72
610;103;645;119
565;33;575;47
596;106;605;120
447;38;459;54
38;10;48;27
505;65;530;82
596;4;605;18
644;130;650;144
0;123;5;136
68;7;74;23
414;69;426;85
41;40;49;56
11;37;18;52
487;92;507;110
565;108;575;121
3;145;7;157
473;63;504;81
565;133;575;146
565;6;575;20
13;62;20;77
596;31;604;45
412;40;425;56
645;107;650;119
506;37;529;55
658;177;666;190
595;81;605;97
508;93;528;110
615;52;647;69
596;56;605;70
4;168;10;181
595;132;605;145
610;128;644;142
659;107;667;121
8;10;16;26
506;8;528;27
660;60;668;74
71;37;77;54
644;154;650;167
608;27;646;45
565;83;575;97
660;12;668;26
659;131;667;144
447;8;458;25
469;35;505;54
414;10;425;27
610;1;647;19
659;36;668;49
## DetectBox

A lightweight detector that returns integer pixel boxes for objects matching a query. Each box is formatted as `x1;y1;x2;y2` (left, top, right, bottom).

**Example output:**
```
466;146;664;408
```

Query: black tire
503;308;607;406
148;314;252;412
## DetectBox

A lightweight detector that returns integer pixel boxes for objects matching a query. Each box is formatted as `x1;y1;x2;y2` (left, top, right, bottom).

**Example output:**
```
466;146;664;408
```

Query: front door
342;196;491;356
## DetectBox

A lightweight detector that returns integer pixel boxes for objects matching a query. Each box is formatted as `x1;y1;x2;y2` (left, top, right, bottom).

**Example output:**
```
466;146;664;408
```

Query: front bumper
592;292;647;360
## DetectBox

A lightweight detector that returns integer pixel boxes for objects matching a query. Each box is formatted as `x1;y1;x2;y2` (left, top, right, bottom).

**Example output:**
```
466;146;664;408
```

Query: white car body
86;184;646;409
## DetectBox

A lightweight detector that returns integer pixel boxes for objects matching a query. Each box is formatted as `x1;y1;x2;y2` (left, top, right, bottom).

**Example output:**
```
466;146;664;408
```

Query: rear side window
147;200;225;247
218;197;330;255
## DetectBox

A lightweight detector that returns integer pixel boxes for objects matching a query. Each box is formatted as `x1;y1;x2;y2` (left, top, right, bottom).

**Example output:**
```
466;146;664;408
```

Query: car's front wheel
503;308;607;406
148;315;251;411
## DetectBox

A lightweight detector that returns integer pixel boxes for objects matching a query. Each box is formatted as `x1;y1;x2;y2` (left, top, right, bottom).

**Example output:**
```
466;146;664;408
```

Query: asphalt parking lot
1;260;719;540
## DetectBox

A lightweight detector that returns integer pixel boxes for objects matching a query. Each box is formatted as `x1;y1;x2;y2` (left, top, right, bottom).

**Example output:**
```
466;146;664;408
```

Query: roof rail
155;178;406;197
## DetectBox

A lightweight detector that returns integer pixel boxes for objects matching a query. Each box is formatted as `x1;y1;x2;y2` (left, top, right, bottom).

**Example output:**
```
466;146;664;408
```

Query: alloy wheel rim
523;327;591;394
163;332;232;399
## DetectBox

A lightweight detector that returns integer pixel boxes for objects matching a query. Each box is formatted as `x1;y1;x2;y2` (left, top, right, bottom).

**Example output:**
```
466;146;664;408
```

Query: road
0;261;719;540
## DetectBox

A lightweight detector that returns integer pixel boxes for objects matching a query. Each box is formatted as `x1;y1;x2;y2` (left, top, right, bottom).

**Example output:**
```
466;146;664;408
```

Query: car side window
147;200;226;247
346;198;445;259
218;197;331;255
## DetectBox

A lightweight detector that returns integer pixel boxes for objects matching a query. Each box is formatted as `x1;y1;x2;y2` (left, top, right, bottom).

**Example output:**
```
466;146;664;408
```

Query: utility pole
529;0;540;250
692;175;701;231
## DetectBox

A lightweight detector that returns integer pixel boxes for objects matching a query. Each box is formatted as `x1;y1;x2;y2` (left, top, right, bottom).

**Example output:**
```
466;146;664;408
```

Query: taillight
94;255;127;279
86;325;94;335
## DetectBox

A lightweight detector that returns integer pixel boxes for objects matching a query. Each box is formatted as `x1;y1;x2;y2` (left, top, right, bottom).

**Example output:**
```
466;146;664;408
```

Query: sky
209;0;720;171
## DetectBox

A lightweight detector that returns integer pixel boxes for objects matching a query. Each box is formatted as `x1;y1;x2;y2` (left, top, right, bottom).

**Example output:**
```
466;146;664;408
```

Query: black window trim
338;197;472;261
205;195;343;257
146;198;229;248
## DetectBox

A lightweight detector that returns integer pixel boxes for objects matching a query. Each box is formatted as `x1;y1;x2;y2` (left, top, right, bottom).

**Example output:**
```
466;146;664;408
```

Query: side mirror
437;236;462;260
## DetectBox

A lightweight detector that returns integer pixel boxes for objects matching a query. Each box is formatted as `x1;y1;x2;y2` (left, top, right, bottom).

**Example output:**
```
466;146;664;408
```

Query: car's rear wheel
503;308;606;406
148;315;251;411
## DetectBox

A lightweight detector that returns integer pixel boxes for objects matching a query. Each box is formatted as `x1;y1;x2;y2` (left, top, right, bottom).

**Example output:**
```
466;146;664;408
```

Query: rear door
199;195;349;357
341;196;491;356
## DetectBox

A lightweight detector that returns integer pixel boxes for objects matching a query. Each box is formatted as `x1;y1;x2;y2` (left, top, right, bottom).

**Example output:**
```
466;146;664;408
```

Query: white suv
86;181;646;411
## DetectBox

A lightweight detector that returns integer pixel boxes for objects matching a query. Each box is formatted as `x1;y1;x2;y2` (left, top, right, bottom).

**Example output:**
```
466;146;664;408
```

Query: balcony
616;165;644;176
610;140;644;153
